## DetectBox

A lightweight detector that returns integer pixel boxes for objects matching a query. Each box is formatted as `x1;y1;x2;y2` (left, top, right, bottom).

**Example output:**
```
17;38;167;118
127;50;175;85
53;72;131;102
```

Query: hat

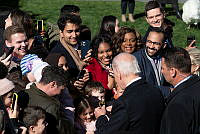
31;60;49;82
0;78;15;96
20;54;40;75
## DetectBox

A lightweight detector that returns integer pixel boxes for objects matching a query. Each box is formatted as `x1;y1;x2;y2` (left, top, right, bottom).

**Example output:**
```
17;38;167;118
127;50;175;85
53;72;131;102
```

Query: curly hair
57;14;82;32
112;26;138;55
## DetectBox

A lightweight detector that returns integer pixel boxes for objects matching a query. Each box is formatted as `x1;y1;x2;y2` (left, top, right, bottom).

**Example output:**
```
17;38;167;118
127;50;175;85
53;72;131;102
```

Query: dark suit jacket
95;78;165;134
160;75;200;134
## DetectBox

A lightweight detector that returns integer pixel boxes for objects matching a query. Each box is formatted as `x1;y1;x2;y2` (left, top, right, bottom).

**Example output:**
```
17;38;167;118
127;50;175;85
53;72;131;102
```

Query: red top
85;58;110;89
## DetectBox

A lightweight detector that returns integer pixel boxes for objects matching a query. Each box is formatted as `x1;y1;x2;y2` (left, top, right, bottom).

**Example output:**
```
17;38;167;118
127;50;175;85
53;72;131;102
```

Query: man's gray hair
112;53;141;76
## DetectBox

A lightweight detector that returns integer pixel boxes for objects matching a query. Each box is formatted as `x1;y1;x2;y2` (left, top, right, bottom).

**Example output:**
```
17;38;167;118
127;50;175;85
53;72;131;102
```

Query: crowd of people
0;1;200;134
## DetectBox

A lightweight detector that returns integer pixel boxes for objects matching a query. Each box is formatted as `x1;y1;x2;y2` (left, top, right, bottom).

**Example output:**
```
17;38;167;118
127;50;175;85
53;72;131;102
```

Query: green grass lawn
19;0;200;48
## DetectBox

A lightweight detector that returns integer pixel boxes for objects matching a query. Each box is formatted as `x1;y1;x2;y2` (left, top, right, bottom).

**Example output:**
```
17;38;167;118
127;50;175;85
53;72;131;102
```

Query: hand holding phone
6;47;14;58
37;20;44;33
7;93;18;119
187;35;196;47
81;40;91;60
11;93;18;110
77;69;86;80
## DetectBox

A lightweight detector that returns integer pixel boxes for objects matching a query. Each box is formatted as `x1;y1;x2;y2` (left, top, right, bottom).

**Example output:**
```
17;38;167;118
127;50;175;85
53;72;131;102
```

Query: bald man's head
112;53;141;76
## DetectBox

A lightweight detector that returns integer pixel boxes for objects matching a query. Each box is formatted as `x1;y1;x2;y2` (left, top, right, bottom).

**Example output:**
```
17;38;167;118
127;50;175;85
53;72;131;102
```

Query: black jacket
160;75;200;134
95;78;165;134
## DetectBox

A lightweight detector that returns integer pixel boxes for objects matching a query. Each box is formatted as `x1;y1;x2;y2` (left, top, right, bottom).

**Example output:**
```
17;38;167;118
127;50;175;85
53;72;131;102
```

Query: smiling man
142;1;174;49
24;66;74;134
51;14;84;71
50;14;90;91
1;25;28;72
133;27;170;97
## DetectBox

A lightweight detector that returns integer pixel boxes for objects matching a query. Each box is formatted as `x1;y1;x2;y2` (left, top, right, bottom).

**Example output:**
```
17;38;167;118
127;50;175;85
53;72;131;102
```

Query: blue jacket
133;49;170;97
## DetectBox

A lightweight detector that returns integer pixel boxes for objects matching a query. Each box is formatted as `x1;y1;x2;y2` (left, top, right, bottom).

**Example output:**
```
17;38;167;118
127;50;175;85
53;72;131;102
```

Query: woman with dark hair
112;26;142;54
85;34;114;91
45;53;69;71
99;15;120;38
5;9;34;39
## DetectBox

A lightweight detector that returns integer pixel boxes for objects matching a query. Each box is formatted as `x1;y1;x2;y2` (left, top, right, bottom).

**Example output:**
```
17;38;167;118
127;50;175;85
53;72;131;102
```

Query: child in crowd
84;82;112;119
0;78;20;133
22;106;47;134
74;97;96;134
20;54;49;88
84;81;105;102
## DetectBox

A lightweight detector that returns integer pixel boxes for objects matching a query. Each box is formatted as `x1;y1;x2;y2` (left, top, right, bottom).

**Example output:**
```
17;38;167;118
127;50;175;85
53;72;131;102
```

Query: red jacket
85;58;109;89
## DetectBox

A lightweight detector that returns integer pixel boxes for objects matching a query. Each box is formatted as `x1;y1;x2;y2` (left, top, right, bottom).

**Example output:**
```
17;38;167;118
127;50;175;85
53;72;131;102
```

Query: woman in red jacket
85;34;115;92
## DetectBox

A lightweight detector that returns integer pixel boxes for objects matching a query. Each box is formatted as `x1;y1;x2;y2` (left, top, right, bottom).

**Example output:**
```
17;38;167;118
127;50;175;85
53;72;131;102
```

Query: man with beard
142;1;175;49
0;25;28;72
133;27;170;97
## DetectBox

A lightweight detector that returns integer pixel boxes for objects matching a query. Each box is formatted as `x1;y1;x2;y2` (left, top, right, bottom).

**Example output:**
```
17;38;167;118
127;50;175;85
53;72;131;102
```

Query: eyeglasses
146;40;162;46
147;13;163;20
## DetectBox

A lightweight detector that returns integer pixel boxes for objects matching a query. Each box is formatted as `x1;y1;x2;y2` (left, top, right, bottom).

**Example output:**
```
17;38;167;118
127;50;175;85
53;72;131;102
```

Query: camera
77;69;86;80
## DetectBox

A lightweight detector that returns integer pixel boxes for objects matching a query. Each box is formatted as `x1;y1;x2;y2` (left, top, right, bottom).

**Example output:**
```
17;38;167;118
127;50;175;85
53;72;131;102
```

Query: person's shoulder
133;49;145;56
50;41;65;54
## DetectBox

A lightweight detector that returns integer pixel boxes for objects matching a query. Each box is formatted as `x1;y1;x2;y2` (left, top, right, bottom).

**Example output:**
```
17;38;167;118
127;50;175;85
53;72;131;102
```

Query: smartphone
187;35;195;47
77;69;86;80
11;93;18;110
37;20;44;33
81;40;91;59
6;47;14;58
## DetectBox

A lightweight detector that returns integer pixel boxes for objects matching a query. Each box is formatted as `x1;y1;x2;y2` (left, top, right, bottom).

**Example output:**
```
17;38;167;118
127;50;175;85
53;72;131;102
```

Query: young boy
84;81;105;102
22;106;47;134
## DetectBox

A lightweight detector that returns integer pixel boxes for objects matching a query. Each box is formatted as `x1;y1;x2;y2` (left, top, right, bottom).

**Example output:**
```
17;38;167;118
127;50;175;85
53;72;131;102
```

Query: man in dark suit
95;53;165;134
160;47;200;134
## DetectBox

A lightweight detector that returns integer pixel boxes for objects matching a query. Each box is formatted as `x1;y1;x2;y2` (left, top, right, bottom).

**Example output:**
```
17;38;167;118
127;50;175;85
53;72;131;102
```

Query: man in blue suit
133;27;170;96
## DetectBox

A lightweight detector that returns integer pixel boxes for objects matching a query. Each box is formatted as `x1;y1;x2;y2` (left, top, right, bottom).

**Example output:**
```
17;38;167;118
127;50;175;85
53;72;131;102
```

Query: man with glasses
133;27;170;97
142;1;174;49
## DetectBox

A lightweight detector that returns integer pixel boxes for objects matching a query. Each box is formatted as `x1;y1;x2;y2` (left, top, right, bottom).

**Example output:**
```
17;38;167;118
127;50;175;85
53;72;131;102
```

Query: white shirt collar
126;77;142;87
174;75;192;88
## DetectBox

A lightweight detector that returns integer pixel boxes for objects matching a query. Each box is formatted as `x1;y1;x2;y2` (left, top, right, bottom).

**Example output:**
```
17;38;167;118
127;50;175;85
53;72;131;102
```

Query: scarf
60;37;86;70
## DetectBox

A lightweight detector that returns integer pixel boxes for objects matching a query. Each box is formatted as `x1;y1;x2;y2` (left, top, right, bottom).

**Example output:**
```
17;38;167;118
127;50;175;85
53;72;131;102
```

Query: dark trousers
121;0;135;14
